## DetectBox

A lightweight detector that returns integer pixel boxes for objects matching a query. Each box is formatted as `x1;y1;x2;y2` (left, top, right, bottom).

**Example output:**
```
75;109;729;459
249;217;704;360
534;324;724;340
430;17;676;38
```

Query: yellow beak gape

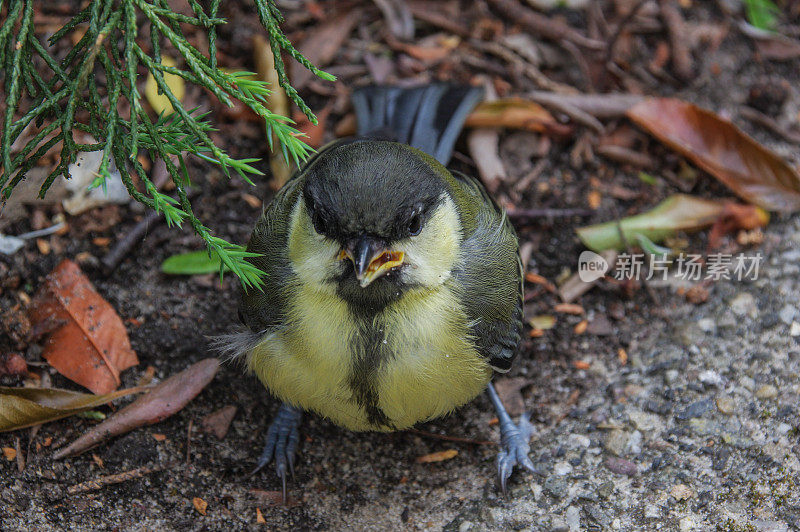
338;248;405;287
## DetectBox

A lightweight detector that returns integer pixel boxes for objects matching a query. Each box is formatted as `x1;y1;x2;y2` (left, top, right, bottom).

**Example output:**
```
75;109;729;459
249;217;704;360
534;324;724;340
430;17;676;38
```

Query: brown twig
514;159;549;194
659;0;694;82
469;40;577;94
406;428;494;446
185;419;193;465
740;106;800;145
101;210;163;276
527;91;645;119
486;0;605;50
606;0;651;65
508;207;594;221
66;463;172;495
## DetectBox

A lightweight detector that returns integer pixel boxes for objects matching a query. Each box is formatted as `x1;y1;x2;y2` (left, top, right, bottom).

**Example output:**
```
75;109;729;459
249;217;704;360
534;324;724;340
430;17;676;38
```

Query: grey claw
496;412;542;492
252;403;303;503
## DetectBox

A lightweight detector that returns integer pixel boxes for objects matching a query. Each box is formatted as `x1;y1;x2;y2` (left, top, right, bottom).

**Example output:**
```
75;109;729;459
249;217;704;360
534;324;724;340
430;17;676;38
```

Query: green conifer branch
0;0;334;290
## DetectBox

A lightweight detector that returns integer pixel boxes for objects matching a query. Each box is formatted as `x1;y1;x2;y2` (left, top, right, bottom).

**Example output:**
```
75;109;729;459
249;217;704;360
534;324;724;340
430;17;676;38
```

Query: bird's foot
252;402;303;502
496;412;543;492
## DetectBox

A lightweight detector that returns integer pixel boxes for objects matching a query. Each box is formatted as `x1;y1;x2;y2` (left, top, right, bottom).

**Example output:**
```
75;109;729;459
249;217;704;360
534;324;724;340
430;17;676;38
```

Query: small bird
226;84;539;497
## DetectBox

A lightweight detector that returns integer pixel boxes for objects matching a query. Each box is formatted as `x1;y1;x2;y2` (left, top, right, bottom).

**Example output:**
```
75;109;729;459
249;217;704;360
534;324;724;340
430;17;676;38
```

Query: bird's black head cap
301;140;446;243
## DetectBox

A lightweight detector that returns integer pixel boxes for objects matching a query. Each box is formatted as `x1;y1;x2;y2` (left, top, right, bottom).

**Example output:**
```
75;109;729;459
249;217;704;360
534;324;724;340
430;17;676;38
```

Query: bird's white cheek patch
395;197;461;288
287;200;340;291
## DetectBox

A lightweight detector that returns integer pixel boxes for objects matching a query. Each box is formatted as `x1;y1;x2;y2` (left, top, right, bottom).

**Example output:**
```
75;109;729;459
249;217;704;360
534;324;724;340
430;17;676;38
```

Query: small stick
185;419;193;465
596;145;656;168
66;463;171;495
508;207;593;221
527;91;645;119
406;428;494;446
659;0;694;81
513;159;548;194
101;210;162;275
740;106;800;145
486;0;605;50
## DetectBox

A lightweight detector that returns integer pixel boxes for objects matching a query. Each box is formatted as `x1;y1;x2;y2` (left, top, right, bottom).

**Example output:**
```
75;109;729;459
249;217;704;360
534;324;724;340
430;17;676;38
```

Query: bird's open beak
338;235;404;287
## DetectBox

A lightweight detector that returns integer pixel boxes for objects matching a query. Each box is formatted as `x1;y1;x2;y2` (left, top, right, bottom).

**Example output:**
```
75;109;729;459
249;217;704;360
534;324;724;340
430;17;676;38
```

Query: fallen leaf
293;107;330;149
160;250;230;276
151;433;166;442
576;195;768;252
2;447;16;461
256;507;266;524
144;56;185;115
193;497;207;515
618;348;628;365
416;449;458;463
574;320;588;334
29;259;139;394
627;98;800;212
201;405;237;440
465;98;565;134
493;377;531;416
92;454;104;468
0;385;143;432
573;360;591;370
528;315;556;330
291;11;359;89
554;303;585;315
53;358;219;458
468;129;507;191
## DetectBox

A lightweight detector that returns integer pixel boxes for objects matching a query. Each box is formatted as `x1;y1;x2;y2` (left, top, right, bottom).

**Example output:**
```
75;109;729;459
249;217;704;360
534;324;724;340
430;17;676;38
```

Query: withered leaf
29;259;138;394
53;358;218;458
416;449;458;463
627;98;800;212
0;386;143;432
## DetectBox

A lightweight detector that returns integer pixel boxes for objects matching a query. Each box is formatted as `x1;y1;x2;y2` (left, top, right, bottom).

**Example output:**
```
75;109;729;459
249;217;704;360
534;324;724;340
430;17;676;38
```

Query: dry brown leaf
2;447;16;461
465;98;565;134
256;507;266;524
29;259;138;394
555;303;585;315
416;449;458;463
292;11;359;89
201;405;237;440
292;106;330;149
53;358;218;458
0;385;143;432
193;497;208;515
493;377;531;417
627;98;800;212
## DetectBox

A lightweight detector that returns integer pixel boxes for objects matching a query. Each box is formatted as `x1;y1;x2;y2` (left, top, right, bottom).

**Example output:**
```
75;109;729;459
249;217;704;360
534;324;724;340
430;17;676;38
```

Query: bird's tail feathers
208;328;265;364
351;84;483;165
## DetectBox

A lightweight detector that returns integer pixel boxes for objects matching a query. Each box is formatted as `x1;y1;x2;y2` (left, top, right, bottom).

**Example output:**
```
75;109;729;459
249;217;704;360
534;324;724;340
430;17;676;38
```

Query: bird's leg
252;402;303;502
486;382;543;492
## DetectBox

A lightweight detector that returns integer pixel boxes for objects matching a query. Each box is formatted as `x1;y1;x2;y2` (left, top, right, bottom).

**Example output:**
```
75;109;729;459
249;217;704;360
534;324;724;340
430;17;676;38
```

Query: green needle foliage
0;0;334;290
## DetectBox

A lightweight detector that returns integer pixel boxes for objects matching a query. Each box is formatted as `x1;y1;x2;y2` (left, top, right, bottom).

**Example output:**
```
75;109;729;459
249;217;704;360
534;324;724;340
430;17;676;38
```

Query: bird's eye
407;213;422;236
311;208;327;235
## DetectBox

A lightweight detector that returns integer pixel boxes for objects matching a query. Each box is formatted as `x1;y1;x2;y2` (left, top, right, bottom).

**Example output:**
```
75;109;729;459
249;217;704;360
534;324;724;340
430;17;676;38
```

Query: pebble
716;396;735;415
699;370;724;387
670;483;694;501
697;318;716;333
677;399;714;420
550;518;569;532
625;431;642;455
665;369;680;384
553;461;573;476
790;321;800;337
777;423;792;435
567;434;591;449
565;506;580;532
778;304;797;325
629;410;660;432
597;481;614;499
605;456;638;476
755;384;778;399
604;430;629;457
680;516;698;531
458;521;473;532
644;504;660;519
739;376;756;391
544;477;568;499
730;292;757;317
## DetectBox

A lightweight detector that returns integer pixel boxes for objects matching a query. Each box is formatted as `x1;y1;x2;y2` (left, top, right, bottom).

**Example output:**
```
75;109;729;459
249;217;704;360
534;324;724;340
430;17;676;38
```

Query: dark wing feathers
448;171;524;372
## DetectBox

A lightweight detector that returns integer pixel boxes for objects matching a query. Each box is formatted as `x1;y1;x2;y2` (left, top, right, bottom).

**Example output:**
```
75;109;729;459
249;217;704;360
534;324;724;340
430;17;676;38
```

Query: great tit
226;84;538;497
